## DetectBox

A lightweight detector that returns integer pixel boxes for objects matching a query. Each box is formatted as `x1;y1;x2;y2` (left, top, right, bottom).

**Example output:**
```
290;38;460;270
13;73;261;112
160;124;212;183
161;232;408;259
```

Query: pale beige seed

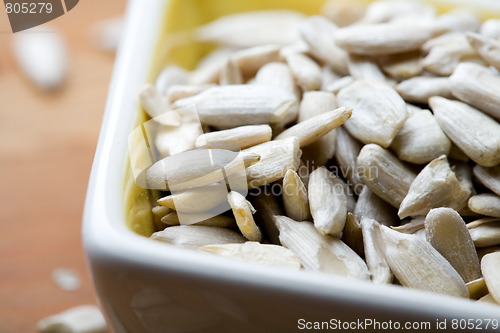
399;155;471;218
286;53;322;91
467;278;488;300
335;127;364;188
337;79;408;148
396;77;452;104
161;212;236;228
37;305;107;333
360;0;435;24
466;32;500;71
199;242;302;269
341;213;364;257
391;216;425;234
299;16;349;75
361;218;393;284
155;65;189;95
189;47;236;85
354;186;398;227
430;96;500;167
157;185;227;214
195;125;272;150
481;252;500;304
298;91;338;123
467;218;500;247
244;137;301;189
301;129;337;168
275;107;352;147
249;191;283;245
274;216;370;280
434;10;480;33
279;39;311;58
195;10;304;48
323;76;355;95
227;191;262;242
150;225;246;249
377;51;423;81
473;165;500;197
255;62;299;98
379;225;469;298
357;144;416;208
219;58;243;85
166;84;216;103
469;194;500;218
422;32;480;76
282;169;311;222
321;0;366;27
334;22;444;55
346;54;391;84
308;167;347;236
146;149;259;191
480;19;500;39
173;85;297;128
449;62;500;121
390;110;451;164
139;84;170;119
231;44;282;79
338;176;357;214
425;208;481;283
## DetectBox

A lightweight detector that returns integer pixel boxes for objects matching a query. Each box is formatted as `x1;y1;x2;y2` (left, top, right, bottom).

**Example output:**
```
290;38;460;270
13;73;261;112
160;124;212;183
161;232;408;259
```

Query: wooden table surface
0;1;126;331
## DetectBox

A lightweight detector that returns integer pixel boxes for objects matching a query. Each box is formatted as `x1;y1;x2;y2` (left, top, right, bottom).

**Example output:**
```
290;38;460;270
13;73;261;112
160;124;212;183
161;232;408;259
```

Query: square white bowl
83;0;500;331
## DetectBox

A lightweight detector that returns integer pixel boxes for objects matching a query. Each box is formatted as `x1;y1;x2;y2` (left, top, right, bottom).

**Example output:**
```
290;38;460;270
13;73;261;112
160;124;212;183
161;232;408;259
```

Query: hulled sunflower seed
466;32;500;71
425;208;481;283
341;213;364;257
480;19;500;39
379;225;469;298
396;77;452;104
189;47;236;85
282;169;311;221
399;155;471;218
150;225;246;249
357;144;416;208
255;62;299;98
249;191;283;245
430;96;500;167
275;107;352;147
391;216;425;234
308;167;347;236
468;194;500;218
473;165;500;197
361;218;393;284
334;126;364;188
231;44;282;79
320;0;366;27
166;84;216;103
198;242;301;269
299;16;349;75
155;65;189;95
227;191;262;242
173;85;297;128
481;252;500;304
346;54;391;84
157;184;228;214
467;218;500;247
297;91;338;123
139;84;170;119
354;186;399;227
37;305;107;333
219;58;243;85
285;53;322;91
377;51;423;81
301;129;338;168
161;211;236;228
274;215;370;280
244;137;301;189
360;0;435;24
338;79;408;148
195;125;272;150
390;109;451;164
435;10;480;33
449;62;500;121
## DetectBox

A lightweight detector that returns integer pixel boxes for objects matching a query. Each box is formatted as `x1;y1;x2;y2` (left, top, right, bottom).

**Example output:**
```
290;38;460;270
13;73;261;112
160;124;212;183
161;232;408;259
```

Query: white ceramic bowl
83;0;500;332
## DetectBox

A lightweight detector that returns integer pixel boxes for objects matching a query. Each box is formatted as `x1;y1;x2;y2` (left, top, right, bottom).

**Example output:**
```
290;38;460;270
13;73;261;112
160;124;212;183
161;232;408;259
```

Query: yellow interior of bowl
123;0;500;237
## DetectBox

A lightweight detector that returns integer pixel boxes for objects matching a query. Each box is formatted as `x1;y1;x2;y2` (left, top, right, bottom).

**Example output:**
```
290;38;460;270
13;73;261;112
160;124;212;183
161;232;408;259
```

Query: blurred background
0;0;126;331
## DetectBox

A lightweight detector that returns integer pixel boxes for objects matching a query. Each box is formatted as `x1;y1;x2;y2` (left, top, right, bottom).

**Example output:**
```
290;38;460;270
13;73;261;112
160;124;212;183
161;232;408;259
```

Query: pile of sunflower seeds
137;0;500;304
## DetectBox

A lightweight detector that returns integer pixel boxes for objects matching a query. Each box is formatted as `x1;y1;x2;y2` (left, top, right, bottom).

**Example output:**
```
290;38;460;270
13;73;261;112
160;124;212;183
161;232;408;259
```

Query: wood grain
0;1;126;332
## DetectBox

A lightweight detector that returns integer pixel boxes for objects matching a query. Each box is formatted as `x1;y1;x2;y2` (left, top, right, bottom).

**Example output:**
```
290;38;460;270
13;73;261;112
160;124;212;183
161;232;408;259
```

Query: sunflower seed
466;32;500;71
231;44;282;79
338;79;408;148
308;167;347;236
360;0;435;24
481;252;500;304
166;84;216;103
391;216;425;233
379;225;469;297
449;62;500;121
390;109;451;164
274;215;370;280
467;218;500;247
285;53;322;91
244;137;301;189
255;62;299;98
396;77;452;104
301;129;338;168
298;91;338;123
37;305;107;333
434;10;480;33
346;54;391;84
276;107;351;147
228;191;262;242
150;225;246;249
354;186;399;227
157;184;228;214
139;84;170;119
196;125;272;150
361;218;393;284
334;126;364;188
425;208;481;283
282;169;311;221
155;65;189;95
378;51;423;81
161;212;236;228
249;191;283;245
430;96;500;167
219;58;243;85
480;19;500;39
357;144;416;208
473;165;500;197
399;155;471;218
321;0;366;27
189;47;236;84
468;194;500;218
199;242;301;269
341;213;364;257
299;16;349;75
